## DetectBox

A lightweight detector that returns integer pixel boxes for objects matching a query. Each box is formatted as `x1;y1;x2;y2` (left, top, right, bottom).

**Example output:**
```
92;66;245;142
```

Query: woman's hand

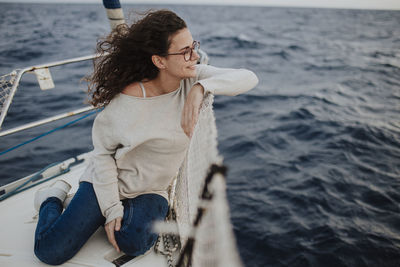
105;217;122;253
181;84;205;138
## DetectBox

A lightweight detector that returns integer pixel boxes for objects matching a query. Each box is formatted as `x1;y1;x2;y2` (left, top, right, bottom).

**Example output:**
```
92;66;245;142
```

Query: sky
1;0;400;10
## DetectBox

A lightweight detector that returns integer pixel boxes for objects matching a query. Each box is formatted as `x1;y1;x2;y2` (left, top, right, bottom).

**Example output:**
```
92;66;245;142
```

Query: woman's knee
115;194;168;256
115;229;158;256
34;234;83;266
34;241;71;265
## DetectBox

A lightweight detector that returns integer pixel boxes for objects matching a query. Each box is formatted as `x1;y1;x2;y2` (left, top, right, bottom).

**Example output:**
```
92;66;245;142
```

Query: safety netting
0;71;18;129
171;93;243;267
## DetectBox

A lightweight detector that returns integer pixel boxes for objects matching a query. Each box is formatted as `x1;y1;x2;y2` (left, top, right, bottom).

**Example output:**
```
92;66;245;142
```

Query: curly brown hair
87;9;187;107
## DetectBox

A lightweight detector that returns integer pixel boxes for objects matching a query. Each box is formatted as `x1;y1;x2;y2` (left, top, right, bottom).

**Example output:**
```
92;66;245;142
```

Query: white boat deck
0;160;168;267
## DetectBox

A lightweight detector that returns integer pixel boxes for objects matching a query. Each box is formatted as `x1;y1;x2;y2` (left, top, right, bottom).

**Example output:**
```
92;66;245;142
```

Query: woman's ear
151;55;166;69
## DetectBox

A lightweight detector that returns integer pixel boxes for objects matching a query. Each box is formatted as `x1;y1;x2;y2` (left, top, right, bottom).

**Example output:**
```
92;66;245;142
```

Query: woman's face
163;28;200;79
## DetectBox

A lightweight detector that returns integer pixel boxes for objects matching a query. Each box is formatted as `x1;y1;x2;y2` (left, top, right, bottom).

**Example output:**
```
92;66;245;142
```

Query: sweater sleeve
91;111;124;225
195;64;259;96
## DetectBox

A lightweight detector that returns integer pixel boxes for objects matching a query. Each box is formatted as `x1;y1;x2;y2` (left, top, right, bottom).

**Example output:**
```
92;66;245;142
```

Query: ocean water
1;3;400;267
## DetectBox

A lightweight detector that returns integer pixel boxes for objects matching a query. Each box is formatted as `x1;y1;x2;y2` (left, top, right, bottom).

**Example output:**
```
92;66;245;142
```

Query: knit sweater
80;64;259;224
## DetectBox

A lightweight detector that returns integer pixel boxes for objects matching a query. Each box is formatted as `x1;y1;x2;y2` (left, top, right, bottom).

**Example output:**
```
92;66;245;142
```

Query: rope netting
171;93;243;267
174;93;221;238
0;71;18;128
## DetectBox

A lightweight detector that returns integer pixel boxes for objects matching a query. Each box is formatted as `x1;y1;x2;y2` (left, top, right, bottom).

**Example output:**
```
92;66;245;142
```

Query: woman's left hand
105;217;122;253
181;84;205;138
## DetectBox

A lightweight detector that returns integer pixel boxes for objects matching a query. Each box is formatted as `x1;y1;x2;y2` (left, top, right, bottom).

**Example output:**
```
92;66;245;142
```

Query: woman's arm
195;64;259;96
91;111;124;251
181;65;259;137
91;112;124;225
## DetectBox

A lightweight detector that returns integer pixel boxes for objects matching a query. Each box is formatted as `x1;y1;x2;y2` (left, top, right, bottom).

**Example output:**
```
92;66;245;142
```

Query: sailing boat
0;1;243;266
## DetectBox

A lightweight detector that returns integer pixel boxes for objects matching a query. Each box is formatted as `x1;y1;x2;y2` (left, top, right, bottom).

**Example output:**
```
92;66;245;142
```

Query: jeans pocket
120;200;134;232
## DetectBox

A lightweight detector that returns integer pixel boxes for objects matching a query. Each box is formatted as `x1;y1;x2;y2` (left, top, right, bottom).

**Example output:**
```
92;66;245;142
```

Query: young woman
33;9;258;265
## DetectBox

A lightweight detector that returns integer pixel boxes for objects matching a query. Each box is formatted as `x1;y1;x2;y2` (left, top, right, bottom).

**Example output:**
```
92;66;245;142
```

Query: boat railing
0;54;102;137
0;49;209;138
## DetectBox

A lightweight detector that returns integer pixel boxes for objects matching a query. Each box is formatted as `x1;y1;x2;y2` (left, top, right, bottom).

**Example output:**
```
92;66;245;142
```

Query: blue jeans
34;182;168;265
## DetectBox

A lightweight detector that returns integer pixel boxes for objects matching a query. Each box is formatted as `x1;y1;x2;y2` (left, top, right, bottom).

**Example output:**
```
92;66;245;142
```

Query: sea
0;3;399;267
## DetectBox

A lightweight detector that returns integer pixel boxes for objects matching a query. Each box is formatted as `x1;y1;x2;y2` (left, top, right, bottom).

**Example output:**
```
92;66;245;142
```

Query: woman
33;9;258;265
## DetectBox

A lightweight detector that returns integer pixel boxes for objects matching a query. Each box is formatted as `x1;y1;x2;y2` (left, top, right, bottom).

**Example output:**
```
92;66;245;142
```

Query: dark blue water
1;3;400;267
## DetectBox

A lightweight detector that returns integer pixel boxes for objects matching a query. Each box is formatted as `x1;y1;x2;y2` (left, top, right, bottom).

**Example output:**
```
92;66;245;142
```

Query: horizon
0;0;400;11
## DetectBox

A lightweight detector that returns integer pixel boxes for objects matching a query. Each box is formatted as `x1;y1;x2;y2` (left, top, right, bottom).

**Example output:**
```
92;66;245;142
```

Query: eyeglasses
166;41;200;62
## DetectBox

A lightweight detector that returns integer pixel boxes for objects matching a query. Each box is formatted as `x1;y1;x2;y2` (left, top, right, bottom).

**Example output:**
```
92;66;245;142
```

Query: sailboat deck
0;160;167;267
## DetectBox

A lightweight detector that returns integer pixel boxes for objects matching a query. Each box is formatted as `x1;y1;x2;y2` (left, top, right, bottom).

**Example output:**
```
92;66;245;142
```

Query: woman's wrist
193;83;205;95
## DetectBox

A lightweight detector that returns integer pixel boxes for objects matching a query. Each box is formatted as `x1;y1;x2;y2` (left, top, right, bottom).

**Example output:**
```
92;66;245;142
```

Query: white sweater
80;64;258;224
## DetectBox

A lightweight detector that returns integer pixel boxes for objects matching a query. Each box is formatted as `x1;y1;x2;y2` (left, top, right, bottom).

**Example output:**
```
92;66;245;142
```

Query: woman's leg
34;182;105;265
115;194;169;256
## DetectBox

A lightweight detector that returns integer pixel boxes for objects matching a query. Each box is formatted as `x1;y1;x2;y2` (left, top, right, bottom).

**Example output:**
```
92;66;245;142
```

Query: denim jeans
34;181;168;265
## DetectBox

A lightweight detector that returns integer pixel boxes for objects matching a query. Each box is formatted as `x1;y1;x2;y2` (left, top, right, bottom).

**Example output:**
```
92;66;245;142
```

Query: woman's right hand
181;83;205;138
105;217;122;253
